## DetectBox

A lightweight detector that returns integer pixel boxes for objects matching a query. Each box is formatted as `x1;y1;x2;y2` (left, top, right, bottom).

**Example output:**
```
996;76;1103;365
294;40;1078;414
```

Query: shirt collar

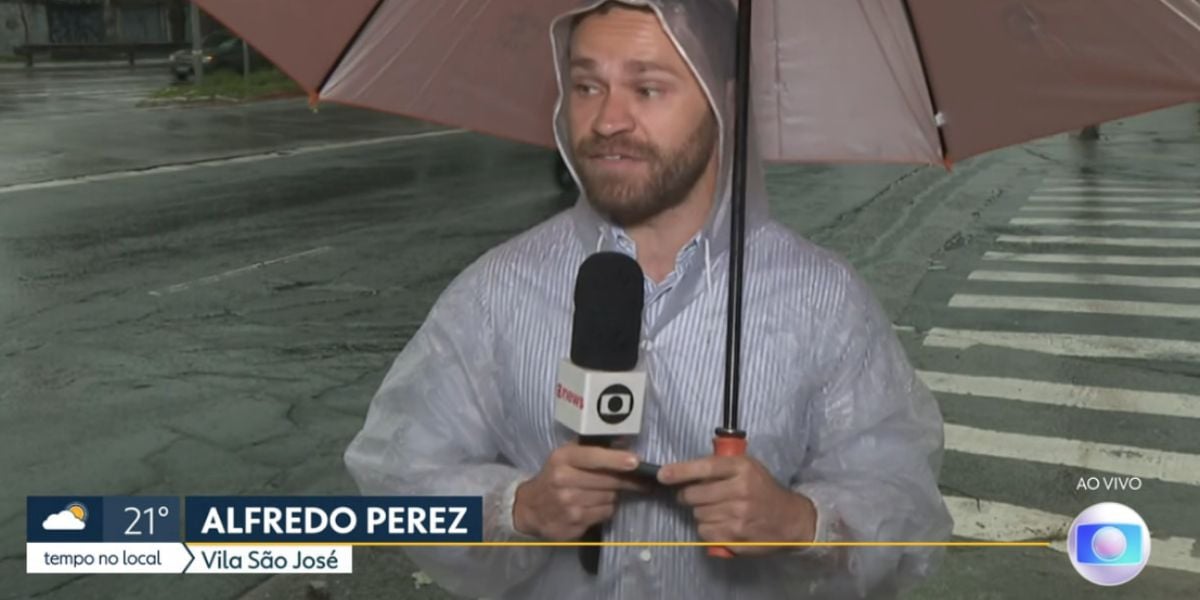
604;223;702;273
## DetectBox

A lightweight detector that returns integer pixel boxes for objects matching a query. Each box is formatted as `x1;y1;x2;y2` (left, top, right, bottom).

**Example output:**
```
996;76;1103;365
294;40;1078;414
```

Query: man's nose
592;93;635;138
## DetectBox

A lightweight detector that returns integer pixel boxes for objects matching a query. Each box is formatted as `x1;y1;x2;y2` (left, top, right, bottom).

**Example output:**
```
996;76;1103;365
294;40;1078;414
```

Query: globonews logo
1068;502;1151;586
596;384;634;424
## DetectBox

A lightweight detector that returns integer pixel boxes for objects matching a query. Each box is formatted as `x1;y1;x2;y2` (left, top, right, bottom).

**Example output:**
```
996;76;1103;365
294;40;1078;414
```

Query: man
345;1;952;598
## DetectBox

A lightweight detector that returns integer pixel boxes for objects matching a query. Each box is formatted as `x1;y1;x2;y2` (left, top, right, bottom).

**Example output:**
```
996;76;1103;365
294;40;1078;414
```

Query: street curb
0;60;170;72
136;91;306;108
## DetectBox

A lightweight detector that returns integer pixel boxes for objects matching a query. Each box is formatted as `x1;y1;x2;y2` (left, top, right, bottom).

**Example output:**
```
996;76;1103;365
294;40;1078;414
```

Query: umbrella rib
317;0;386;97
897;0;949;164
1158;0;1200;33
852;0;937;159
338;1;453;97
770;0;783;159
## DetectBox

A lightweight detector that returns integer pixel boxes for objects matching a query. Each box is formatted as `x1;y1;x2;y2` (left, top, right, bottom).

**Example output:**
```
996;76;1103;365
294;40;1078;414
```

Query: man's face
567;7;718;227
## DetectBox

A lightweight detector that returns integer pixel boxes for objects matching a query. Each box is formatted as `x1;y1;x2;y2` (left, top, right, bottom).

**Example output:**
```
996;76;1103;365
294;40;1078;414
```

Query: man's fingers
562;444;640;472
570;489;618;508
552;466;648;492
658;456;742;486
692;502;736;523
675;479;735;507
581;504;616;526
696;521;735;544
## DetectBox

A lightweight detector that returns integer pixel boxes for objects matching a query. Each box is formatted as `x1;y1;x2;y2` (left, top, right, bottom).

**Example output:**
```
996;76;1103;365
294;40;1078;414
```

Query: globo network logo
1068;502;1151;586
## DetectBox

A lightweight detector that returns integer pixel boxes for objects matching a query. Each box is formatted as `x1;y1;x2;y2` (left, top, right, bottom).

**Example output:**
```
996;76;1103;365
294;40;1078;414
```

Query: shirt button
638;549;652;562
640;340;653;351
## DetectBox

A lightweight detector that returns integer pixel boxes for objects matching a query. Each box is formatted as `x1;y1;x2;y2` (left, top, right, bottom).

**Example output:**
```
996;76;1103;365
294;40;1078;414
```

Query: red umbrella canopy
198;0;381;94
196;0;1200;165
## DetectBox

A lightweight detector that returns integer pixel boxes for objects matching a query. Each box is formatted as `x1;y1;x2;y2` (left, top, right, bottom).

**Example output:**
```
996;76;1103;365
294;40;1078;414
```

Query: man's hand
512;442;649;541
658;455;816;556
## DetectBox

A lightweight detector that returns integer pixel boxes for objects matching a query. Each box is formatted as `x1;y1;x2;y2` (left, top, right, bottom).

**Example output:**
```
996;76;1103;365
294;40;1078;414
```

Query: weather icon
42;502;88;531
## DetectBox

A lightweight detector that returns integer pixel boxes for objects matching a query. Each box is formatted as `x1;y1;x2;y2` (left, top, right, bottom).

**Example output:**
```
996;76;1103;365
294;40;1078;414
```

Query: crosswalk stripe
1133;536;1200;575
1021;206;1200;214
944;495;1068;540
984;251;1200;266
944;424;1200;486
1011;217;1200;229
968;270;1200;290
919;370;1200;419
948;293;1200;320
923;327;1200;362
923;177;1200;579
1039;187;1200;194
1042;179;1200;190
995;235;1200;249
1030;196;1200;204
944;496;1200;574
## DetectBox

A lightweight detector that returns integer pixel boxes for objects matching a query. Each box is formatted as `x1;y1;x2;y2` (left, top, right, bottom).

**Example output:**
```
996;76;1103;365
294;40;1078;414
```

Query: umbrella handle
706;435;748;558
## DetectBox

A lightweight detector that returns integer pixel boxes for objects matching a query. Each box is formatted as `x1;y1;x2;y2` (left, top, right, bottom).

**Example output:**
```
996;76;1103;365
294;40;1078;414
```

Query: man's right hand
512;442;648;540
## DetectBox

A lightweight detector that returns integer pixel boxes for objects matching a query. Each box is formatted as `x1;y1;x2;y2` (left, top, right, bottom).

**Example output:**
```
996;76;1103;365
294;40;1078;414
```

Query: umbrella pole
711;0;754;559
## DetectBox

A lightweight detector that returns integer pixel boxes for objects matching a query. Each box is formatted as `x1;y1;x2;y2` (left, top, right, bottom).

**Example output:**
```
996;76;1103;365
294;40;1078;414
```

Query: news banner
27;494;1153;585
26;496;481;574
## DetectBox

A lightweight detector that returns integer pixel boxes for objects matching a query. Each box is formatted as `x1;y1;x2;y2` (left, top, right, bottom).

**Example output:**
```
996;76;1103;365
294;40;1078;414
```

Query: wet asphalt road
2;67;1198;599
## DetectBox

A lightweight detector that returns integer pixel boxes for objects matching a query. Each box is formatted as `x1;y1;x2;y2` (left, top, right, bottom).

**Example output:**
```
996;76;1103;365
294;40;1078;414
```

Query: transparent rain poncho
344;1;952;598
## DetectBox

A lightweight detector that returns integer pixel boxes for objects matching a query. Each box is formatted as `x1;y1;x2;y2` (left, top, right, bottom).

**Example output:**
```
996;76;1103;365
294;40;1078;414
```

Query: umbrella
192;0;1200;163
196;0;1200;551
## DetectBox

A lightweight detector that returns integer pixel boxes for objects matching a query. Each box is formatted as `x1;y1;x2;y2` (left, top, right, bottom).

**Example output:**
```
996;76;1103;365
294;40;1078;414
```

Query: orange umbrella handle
707;435;748;558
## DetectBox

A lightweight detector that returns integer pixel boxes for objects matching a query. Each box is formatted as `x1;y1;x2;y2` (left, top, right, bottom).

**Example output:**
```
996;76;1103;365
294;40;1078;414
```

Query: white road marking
983;251;1200;266
923;327;1200;362
1030;196;1200;204
968;270;1200;290
1131;535;1200;575
944;495;1070;540
0;129;467;196
944;496;1200;574
1042;178;1200;190
918;370;1200;419
995;235;1200;249
1038;186;1200;194
944;423;1200;486
1022;206;1200;214
149;246;332;296
1010;217;1200;229
949;293;1200;320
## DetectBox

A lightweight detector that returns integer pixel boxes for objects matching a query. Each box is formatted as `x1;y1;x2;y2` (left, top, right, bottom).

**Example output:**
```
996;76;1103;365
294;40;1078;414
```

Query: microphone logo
597;384;635;424
556;384;585;410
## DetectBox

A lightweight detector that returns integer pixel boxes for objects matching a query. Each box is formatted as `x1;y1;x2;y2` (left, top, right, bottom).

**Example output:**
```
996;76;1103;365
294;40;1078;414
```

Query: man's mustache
576;137;658;161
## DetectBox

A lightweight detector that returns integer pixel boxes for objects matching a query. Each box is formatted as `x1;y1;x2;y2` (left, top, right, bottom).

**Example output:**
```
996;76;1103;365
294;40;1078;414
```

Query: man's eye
638;87;662;98
574;83;599;96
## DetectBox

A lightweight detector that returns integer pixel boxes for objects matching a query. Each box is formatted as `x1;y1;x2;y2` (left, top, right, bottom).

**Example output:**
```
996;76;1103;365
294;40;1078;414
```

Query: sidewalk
0;58;169;71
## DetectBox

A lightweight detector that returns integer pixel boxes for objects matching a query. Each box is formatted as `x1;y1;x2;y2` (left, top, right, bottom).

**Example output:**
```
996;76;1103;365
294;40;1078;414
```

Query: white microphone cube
555;359;647;437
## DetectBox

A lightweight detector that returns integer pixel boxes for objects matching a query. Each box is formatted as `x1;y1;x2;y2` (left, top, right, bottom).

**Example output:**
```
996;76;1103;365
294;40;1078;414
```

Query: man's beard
574;116;718;227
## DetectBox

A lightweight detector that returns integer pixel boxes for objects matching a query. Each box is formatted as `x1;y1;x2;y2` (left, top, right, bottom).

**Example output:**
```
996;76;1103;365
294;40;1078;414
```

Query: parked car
169;30;268;81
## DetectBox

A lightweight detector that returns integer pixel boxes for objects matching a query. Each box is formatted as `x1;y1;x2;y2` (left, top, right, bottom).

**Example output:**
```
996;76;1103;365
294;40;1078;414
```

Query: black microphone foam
570;252;644;372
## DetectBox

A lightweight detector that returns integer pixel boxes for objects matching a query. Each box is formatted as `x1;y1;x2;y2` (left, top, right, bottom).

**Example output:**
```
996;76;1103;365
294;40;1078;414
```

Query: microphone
555;252;648;575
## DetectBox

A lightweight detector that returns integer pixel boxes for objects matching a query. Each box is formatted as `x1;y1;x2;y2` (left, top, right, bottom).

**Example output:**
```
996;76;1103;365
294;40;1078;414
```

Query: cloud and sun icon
42;502;88;531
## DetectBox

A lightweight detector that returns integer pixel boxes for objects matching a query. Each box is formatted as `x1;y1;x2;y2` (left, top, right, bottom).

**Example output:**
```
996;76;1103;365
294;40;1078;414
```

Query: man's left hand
658;455;816;556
